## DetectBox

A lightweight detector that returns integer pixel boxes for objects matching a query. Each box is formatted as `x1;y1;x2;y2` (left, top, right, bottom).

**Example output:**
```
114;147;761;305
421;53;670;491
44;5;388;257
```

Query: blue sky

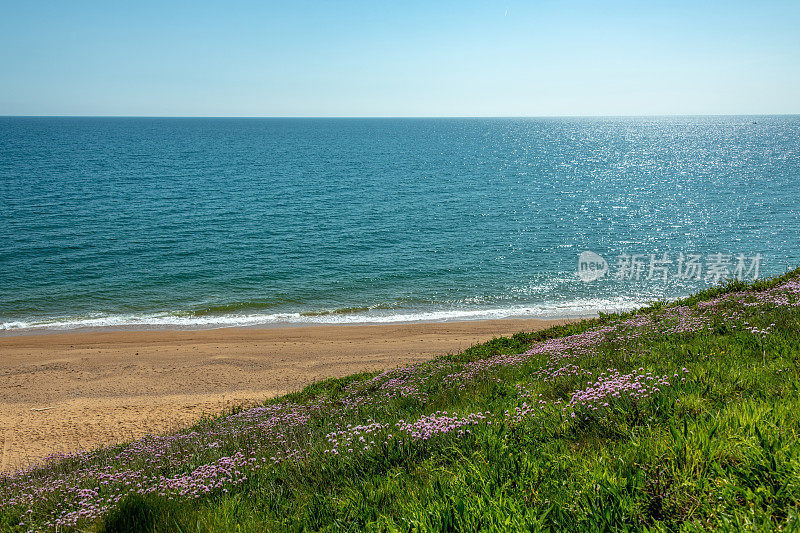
1;0;798;116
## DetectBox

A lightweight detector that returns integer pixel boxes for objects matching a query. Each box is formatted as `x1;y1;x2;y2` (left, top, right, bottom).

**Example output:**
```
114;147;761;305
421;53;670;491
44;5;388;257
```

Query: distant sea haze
1;116;799;333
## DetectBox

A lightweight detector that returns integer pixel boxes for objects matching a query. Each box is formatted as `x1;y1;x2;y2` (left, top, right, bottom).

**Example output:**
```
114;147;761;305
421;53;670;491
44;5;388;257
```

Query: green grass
4;269;800;531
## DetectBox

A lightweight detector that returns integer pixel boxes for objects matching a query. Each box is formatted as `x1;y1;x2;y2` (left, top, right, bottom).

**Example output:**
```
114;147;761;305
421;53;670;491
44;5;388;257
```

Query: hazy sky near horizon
1;1;799;117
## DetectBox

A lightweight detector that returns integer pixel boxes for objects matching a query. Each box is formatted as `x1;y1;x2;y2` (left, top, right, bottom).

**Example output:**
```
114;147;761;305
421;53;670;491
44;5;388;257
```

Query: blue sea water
1;116;799;333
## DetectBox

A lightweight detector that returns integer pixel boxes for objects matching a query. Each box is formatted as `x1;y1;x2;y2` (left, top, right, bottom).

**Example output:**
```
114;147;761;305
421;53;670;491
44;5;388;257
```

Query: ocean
1;116;799;333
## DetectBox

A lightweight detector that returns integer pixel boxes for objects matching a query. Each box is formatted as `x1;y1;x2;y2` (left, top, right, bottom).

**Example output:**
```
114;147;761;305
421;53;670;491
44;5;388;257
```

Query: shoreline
0;311;600;337
0;317;575;472
0;306;610;338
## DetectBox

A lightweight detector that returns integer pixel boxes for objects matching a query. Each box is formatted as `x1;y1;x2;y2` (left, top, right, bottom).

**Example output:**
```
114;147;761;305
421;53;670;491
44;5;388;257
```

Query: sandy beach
0;318;570;472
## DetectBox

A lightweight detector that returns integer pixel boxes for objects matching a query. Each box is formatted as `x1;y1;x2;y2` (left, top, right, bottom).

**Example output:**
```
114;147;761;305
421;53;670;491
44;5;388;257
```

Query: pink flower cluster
744;322;775;337
325;421;389;455
323;411;494;455
395;411;492;440
2;402;314;530
566;368;680;415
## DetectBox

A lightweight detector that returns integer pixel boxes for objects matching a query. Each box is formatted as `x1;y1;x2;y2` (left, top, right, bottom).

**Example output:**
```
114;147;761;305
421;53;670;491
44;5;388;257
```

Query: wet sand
0;318;572;472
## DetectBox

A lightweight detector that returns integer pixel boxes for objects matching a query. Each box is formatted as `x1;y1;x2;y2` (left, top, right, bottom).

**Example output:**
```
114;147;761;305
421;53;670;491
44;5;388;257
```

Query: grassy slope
4;270;800;532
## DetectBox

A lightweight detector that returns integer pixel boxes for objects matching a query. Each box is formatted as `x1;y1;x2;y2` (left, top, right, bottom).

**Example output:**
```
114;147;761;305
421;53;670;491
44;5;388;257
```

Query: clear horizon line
2;113;799;119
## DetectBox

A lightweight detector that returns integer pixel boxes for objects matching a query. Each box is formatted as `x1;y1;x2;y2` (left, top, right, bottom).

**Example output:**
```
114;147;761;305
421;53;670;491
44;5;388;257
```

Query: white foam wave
0;296;648;334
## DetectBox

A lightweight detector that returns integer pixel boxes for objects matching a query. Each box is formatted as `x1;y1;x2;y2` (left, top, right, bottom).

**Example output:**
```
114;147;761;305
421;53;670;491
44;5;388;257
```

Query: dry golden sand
0;318;571;472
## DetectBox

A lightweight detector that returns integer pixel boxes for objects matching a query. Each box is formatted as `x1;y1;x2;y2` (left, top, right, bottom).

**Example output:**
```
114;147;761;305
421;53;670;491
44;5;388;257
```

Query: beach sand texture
0;318;570;472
